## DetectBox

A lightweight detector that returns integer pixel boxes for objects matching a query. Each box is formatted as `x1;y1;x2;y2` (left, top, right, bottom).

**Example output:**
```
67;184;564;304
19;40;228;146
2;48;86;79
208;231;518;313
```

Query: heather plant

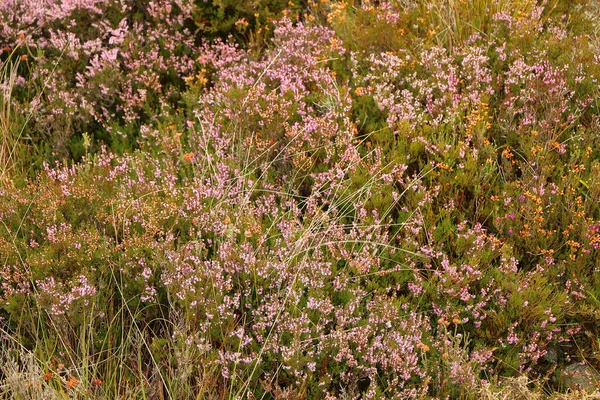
0;0;316;165
4;0;600;399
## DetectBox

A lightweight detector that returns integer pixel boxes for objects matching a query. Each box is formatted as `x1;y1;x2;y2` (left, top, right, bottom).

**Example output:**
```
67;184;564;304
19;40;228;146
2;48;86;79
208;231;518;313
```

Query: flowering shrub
0;0;305;161
3;0;600;398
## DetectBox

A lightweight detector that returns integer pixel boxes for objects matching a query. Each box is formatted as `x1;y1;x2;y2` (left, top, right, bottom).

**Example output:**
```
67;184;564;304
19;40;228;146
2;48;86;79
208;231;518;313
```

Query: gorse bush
3;0;600;398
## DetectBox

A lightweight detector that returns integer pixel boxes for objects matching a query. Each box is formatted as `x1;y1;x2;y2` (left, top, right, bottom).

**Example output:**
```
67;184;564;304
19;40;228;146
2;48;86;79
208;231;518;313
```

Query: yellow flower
416;342;430;352
66;376;79;389
183;152;194;162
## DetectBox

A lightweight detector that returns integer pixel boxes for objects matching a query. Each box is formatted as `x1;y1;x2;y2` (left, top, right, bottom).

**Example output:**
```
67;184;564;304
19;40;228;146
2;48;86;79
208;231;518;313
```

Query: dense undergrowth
2;0;600;398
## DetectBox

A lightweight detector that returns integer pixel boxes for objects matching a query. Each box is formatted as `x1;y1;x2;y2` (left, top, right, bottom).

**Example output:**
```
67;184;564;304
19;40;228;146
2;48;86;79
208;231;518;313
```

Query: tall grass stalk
422;0;534;50
0;56;21;184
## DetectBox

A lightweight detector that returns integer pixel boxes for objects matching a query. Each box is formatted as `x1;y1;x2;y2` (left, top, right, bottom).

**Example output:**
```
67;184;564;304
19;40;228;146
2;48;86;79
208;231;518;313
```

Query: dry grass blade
0;57;21;184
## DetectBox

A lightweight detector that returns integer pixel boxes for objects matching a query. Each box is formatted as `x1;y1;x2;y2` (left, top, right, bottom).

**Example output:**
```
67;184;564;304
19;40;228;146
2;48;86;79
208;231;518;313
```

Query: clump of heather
3;0;600;398
1;0;196;157
0;0;305;161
